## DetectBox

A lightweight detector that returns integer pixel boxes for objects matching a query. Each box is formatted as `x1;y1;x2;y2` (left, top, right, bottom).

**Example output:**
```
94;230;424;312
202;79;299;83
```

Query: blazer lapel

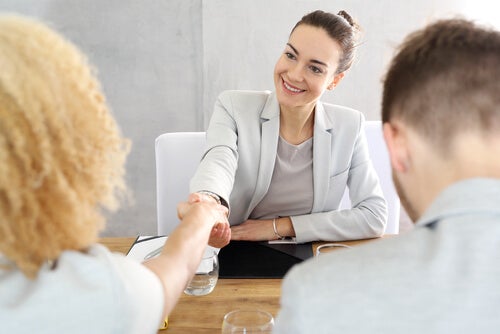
246;93;280;215
312;102;333;212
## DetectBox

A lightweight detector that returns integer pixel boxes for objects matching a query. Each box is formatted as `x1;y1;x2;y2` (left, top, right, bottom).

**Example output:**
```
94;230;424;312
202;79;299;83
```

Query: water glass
221;310;274;333
184;248;219;296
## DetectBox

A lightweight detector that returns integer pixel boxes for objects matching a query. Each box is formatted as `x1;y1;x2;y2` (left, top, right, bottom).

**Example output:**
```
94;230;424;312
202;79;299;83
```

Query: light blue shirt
275;178;500;333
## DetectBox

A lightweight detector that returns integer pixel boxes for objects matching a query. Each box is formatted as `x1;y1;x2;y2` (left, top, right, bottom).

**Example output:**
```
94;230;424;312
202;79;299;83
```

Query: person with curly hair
0;14;228;333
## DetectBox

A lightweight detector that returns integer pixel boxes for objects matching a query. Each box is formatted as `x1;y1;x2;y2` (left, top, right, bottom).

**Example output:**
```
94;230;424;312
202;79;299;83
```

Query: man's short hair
382;19;500;152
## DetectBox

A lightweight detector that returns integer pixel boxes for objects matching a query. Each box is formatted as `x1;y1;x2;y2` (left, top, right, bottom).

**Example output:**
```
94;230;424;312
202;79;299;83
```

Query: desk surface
99;237;382;333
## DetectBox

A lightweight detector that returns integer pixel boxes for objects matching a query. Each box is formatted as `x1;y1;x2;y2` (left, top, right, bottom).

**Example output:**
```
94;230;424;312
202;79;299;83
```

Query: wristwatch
196;190;222;205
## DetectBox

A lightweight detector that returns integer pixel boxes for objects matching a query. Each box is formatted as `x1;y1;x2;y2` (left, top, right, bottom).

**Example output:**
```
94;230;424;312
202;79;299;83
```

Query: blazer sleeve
189;91;239;206
292;116;388;243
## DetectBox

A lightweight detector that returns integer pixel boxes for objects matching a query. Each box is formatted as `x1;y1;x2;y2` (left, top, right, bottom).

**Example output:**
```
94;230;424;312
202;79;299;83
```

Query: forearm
291;204;387;243
189;96;240;205
190;146;236;206
273;217;295;238
230;217;296;241
143;207;215;318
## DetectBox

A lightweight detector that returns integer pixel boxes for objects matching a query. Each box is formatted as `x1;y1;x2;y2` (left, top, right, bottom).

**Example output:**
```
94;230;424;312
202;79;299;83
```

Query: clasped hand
179;193;231;248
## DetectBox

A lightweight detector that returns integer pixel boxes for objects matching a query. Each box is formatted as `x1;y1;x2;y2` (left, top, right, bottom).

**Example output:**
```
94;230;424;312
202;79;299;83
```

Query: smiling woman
189;10;388;246
274;24;345;134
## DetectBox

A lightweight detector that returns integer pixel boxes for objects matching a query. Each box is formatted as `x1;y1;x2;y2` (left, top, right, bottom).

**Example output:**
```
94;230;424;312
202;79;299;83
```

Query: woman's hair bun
337;10;358;30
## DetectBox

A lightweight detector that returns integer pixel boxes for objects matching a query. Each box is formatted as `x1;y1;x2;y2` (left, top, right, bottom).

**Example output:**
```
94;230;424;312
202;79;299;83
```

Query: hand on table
230;219;274;241
231;217;295;241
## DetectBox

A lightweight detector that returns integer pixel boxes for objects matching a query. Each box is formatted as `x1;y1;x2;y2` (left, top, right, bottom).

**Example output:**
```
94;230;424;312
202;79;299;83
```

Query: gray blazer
190;90;387;242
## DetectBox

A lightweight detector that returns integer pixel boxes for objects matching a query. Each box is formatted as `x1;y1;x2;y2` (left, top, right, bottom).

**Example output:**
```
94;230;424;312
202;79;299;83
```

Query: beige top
250;136;313;219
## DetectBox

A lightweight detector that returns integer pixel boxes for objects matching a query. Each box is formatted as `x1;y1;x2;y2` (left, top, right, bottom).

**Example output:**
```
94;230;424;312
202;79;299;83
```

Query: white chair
339;121;400;234
155;123;400;235
155;132;206;235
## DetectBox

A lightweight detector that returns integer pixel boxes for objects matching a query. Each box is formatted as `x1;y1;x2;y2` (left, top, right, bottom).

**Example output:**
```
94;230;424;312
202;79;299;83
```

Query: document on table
126;236;168;262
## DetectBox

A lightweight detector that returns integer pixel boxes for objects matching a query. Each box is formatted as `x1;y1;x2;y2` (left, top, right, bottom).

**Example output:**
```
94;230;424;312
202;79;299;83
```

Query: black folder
218;240;313;278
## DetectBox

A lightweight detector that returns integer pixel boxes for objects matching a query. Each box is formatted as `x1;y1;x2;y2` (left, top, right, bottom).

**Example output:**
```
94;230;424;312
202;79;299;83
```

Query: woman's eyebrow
286;43;299;55
286;42;328;68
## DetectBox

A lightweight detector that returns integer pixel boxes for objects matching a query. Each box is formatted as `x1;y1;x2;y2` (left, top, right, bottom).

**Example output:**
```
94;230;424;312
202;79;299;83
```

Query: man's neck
411;132;500;219
447;133;500;179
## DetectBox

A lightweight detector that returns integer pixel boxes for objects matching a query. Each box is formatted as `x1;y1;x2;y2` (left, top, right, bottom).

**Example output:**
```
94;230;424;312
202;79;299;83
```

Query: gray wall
0;0;493;236
0;0;204;236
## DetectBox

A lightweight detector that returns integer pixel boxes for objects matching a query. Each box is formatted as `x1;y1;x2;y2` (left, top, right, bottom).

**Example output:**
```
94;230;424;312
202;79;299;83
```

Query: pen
144;245;164;260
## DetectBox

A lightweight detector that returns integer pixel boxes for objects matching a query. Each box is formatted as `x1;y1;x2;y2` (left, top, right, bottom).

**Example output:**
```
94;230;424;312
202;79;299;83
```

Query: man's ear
383;121;410;173
327;72;345;90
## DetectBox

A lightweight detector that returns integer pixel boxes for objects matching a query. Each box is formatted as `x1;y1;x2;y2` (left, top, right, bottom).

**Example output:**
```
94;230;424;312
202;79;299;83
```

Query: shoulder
55;245;160;288
283;234;417;290
320;102;363;120
0;244;163;333
86;245;162;285
217;90;272;108
215;90;277;122
319;101;365;134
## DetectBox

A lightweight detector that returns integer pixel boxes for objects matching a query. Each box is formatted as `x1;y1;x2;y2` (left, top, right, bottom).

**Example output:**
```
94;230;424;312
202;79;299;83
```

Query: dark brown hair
382;19;500;150
291;10;362;74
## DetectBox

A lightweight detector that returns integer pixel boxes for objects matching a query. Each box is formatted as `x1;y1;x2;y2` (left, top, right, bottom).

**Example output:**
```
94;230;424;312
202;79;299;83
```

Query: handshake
177;192;231;248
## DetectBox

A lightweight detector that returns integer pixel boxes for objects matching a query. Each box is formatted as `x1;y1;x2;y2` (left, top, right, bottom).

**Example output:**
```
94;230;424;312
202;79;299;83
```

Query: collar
416;178;500;228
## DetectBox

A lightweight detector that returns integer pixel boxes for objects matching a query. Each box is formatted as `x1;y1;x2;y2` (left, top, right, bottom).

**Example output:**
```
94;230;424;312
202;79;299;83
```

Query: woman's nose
287;63;304;82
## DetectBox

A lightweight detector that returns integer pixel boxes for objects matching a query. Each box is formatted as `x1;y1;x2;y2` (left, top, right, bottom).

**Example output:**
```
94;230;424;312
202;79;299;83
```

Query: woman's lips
282;78;304;94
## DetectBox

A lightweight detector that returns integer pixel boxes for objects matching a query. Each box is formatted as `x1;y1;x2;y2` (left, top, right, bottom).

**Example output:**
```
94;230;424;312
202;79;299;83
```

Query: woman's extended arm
142;193;228;319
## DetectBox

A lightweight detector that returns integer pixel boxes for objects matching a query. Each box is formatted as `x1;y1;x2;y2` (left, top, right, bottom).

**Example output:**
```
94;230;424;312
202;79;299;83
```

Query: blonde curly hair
0;15;130;278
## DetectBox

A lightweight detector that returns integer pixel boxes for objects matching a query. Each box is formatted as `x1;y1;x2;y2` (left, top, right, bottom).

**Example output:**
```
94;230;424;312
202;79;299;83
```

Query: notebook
126;236;168;262
218;240;313;278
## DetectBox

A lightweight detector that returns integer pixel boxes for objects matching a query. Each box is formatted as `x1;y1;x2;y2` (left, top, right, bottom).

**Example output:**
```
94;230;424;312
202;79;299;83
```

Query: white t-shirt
0;244;164;334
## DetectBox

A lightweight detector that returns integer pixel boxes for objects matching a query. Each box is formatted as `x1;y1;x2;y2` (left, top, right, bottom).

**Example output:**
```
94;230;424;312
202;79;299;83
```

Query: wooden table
100;237;383;333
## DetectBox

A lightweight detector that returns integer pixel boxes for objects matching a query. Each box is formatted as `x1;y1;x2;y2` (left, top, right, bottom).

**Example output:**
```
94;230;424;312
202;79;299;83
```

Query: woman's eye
285;52;296;60
310;66;323;74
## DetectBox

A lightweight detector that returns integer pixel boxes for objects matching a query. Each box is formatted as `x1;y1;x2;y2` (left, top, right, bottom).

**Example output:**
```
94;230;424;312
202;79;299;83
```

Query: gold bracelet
159;317;168;330
272;218;284;240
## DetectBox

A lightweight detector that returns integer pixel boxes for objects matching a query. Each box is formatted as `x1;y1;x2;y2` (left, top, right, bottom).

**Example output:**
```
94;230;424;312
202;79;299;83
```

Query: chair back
155;132;206;235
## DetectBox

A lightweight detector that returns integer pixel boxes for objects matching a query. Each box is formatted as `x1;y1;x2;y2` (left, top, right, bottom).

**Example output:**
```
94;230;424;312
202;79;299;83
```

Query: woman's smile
282;77;305;94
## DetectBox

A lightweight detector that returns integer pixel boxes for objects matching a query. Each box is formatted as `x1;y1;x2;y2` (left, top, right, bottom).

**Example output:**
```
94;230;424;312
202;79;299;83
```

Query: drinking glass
184;248;218;296
221;310;274;333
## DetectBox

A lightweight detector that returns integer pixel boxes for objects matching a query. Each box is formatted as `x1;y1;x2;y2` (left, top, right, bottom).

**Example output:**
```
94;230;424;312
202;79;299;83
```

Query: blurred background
0;0;497;236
